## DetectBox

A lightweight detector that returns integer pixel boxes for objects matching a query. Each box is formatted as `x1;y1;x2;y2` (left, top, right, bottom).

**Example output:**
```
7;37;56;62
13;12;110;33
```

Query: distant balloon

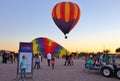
52;2;81;39
32;37;69;57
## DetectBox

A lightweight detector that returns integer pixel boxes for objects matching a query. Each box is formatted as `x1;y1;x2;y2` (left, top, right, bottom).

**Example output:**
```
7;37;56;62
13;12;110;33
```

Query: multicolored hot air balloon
52;2;81;39
32;37;69;57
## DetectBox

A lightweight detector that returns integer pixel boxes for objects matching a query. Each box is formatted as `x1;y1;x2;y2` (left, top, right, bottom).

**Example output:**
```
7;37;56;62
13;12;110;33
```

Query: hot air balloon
32;37;69;58
52;2;81;39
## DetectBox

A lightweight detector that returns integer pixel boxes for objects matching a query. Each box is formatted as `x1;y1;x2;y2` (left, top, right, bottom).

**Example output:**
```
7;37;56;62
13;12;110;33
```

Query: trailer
85;63;120;79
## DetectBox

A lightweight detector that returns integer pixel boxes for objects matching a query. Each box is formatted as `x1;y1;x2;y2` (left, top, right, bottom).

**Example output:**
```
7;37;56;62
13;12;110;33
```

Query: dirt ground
0;58;120;81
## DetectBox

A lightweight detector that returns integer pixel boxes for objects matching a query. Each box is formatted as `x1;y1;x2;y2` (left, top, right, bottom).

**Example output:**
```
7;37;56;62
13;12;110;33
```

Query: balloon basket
65;36;67;39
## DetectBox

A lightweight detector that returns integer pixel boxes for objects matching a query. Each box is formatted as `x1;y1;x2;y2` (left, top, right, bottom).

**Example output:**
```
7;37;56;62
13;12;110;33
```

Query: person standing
2;51;5;63
10;52;14;63
20;55;27;80
64;54;69;66
38;54;41;69
34;54;41;69
41;54;43;62
47;53;51;66
4;52;8;64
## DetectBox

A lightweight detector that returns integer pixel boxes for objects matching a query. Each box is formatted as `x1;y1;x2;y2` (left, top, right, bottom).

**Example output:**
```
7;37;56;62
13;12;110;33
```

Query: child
51;56;55;70
20;55;27;81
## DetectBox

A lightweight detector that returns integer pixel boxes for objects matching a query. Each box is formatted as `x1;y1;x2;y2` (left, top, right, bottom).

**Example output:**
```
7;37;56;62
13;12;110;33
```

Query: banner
19;42;33;53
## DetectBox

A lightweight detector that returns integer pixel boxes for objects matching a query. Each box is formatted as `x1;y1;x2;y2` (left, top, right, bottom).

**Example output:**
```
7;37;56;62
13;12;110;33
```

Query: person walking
47;53;51;66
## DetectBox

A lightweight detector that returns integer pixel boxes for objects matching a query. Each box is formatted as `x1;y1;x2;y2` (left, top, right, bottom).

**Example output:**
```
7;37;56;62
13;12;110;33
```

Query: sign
17;42;33;77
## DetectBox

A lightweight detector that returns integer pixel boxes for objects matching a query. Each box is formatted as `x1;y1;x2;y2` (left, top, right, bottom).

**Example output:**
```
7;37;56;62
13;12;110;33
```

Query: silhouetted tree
103;49;110;54
115;47;120;53
96;52;103;54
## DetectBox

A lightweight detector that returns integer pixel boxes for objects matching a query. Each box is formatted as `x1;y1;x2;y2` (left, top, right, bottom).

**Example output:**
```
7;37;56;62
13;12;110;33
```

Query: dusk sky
0;0;120;53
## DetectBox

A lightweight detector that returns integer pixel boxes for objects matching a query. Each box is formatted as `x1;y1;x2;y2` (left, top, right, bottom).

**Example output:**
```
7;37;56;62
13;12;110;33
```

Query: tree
103;49;110;54
115;47;120;53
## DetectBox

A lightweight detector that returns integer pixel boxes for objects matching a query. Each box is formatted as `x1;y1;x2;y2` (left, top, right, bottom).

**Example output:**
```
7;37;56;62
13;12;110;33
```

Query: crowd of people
33;53;55;70
0;51;17;64
32;53;76;70
1;51;119;81
64;54;74;66
84;54;116;70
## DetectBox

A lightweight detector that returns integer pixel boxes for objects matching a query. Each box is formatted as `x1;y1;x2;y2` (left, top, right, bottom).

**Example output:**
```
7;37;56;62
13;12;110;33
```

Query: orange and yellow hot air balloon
52;2;81;39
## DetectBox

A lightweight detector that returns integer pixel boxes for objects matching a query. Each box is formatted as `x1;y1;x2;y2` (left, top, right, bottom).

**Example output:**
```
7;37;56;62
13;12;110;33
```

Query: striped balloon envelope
52;2;81;39
32;37;69;57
